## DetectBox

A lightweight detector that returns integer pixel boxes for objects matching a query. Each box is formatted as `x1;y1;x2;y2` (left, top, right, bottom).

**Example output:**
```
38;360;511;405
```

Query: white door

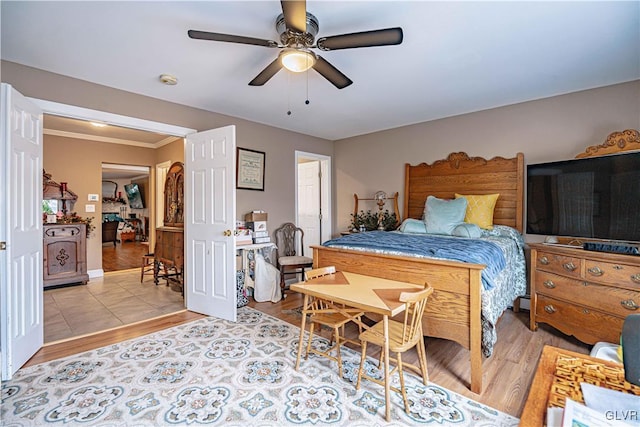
297;161;321;257
0;83;44;380
184;126;236;321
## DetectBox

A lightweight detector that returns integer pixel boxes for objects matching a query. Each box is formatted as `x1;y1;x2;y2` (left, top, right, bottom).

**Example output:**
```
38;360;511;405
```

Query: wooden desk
520;345;628;426
290;271;423;421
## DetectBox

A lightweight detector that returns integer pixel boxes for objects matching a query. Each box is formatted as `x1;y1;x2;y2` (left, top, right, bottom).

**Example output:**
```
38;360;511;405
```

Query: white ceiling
2;1;639;141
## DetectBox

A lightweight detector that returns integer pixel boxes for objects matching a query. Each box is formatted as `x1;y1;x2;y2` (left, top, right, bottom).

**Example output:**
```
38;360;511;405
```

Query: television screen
527;152;640;242
124;183;145;209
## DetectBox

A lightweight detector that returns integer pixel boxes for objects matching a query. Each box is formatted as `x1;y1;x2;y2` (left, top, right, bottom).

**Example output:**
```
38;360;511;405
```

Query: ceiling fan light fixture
281;49;316;73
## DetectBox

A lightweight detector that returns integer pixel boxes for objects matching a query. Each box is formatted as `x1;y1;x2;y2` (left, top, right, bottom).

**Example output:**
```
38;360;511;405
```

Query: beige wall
44;135;157;271
5;60;640;257
334;80;640;239
3;60;334;270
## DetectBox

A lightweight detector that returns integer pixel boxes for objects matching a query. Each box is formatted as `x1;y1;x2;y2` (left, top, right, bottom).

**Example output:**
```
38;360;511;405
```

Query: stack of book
245;211;270;244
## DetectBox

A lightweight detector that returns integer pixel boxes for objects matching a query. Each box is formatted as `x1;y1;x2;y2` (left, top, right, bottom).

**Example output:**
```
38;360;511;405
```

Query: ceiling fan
188;0;403;89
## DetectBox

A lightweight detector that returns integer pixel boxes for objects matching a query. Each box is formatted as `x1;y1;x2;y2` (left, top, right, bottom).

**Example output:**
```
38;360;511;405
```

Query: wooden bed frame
313;152;524;394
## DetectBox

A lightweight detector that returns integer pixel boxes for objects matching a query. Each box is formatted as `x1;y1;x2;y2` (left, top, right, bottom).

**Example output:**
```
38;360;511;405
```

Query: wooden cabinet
155;162;185;292
154;227;184;291
530;243;640;344
43;223;89;288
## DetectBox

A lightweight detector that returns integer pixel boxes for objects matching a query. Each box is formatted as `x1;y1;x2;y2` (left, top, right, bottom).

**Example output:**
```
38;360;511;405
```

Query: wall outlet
85;204;96;212
88;194;99;201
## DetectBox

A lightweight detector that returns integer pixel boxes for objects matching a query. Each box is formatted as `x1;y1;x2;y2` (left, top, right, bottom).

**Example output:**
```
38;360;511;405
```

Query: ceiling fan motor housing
276;12;319;47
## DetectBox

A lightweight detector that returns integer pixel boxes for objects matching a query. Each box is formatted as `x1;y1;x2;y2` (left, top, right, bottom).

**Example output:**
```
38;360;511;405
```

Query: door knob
223;230;232;237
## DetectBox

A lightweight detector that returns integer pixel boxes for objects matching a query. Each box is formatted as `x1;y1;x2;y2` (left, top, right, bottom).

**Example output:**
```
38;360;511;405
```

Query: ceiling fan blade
281;0;307;33
188;30;278;48
313;56;353;89
316;27;403;51
248;57;283;86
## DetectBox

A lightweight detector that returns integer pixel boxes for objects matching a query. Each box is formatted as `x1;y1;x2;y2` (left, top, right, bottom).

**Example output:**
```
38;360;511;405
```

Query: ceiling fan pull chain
287;72;292;116
305;69;310;106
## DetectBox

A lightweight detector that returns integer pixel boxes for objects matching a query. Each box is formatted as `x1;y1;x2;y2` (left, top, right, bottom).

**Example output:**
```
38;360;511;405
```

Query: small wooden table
290;271;423;422
520;345;625;426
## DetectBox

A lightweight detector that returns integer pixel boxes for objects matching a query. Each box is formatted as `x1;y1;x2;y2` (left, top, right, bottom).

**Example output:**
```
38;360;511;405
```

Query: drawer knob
539;256;550;265
587;266;603;277
543;280;556;289
563;262;577;272
621;299;639;311
544;305;556;314
631;274;640;284
582;308;590;314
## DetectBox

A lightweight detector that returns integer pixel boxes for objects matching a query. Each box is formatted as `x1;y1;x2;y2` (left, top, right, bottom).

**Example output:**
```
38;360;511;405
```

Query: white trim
88;269;104;279
294;151;332;243
29;98;196;137
156;161;172;228
44;128;180;149
102;164;150;173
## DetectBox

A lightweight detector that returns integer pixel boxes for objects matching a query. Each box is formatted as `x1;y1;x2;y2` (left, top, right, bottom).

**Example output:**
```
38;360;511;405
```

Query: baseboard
88;269;104;279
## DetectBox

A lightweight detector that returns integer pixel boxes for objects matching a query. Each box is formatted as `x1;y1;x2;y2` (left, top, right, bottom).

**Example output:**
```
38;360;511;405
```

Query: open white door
184;126;236;321
1;83;44;380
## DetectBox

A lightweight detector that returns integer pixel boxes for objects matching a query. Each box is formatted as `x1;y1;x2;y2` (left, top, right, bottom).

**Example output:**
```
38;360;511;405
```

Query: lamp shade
281;49;316;72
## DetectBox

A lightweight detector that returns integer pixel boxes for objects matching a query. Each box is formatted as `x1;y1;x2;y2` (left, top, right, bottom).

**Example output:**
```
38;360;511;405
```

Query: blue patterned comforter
322;226;527;357
323;231;504;291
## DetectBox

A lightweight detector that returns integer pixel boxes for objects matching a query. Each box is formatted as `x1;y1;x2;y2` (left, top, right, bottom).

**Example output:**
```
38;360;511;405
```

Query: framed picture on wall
236;147;265;191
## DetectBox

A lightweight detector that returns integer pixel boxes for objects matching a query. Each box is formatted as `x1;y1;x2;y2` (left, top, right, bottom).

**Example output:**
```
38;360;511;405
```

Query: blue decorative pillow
399;218;428;234
423;196;468;235
452;223;482;238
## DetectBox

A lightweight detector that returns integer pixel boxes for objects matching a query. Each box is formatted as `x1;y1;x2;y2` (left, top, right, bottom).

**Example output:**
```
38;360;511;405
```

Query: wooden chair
273;222;313;298
356;285;434;415
298;266;363;378
101;221;119;246
140;253;155;282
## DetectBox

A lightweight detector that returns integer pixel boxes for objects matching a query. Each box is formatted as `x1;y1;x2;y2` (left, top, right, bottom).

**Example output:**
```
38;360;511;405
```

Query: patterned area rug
1;307;519;426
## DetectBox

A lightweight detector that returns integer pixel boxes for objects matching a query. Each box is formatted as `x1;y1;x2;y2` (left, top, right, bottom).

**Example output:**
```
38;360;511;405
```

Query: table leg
383;315;391;421
295;294;309;371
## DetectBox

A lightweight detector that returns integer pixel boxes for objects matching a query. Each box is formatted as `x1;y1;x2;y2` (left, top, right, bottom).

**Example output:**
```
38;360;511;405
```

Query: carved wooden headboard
403;152;525;233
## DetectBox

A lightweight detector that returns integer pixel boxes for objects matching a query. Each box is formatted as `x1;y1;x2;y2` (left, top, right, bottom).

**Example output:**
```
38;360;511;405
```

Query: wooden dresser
43;223;89;288
529;243;640;344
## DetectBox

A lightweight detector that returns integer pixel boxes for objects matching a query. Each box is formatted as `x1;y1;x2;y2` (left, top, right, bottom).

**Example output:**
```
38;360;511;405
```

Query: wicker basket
548;353;640;408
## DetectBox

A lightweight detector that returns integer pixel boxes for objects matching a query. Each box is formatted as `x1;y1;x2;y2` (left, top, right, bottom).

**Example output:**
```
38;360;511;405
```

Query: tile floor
44;269;185;343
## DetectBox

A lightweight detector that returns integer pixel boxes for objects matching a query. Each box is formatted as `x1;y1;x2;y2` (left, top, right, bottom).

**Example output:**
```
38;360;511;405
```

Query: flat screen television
527;152;640;243
124;183;145;209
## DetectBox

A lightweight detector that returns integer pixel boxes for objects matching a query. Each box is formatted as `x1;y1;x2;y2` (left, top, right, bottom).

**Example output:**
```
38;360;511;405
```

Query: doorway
39;110;192;344
295;151;331;257
101;163;151;272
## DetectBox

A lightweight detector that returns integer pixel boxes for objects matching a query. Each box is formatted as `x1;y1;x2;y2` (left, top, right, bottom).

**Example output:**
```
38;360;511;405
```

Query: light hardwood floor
30;277;590;419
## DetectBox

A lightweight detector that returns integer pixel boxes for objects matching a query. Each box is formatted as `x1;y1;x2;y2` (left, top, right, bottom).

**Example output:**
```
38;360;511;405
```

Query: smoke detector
159;74;178;85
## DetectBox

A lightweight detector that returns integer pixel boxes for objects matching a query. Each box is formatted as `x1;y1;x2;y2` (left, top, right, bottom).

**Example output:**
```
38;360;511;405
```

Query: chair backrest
274;222;305;258
102;221;119;242
399;285;434;345
305;266;336;280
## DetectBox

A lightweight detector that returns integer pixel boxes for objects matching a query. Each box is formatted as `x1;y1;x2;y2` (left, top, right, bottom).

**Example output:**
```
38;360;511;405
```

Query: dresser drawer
535;271;640;317
584;259;640;290
44;225;83;238
536;251;582;279
535;295;623;344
